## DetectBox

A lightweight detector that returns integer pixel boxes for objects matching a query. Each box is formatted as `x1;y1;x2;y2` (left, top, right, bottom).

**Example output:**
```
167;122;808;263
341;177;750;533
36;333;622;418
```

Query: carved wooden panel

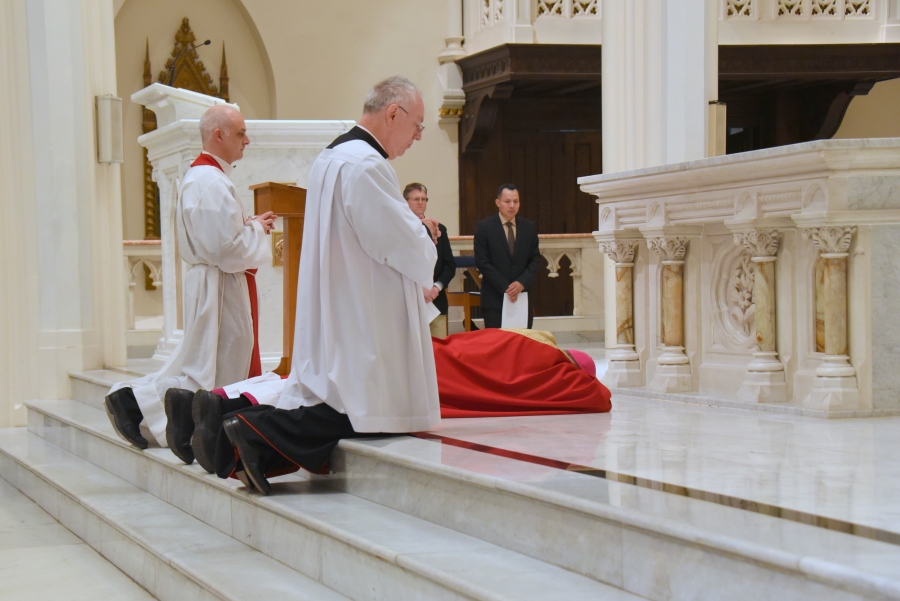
719;43;900;152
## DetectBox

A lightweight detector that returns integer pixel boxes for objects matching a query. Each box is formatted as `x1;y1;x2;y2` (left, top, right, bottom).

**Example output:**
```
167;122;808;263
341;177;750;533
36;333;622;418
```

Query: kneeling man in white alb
104;104;275;460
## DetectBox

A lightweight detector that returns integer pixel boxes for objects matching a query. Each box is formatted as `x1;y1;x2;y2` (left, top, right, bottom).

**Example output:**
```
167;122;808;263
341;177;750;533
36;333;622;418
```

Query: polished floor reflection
427;394;900;541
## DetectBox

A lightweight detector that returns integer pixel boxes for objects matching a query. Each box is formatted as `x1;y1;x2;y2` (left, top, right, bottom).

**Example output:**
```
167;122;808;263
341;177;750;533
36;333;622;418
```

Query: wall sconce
96;94;123;163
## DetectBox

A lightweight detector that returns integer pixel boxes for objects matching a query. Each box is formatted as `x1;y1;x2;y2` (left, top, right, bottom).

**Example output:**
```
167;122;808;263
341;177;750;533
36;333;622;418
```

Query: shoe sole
104;397;149;450
234;470;256;491
190;392;220;474
223;418;270;495
164;392;194;465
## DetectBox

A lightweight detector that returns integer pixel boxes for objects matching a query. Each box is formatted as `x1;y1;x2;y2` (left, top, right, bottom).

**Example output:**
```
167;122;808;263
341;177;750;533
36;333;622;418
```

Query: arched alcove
115;0;276;242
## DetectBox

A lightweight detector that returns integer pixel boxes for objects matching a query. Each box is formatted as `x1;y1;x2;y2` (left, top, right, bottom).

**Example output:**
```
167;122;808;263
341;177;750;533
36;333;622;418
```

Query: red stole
190;153;262;378
433;329;611;418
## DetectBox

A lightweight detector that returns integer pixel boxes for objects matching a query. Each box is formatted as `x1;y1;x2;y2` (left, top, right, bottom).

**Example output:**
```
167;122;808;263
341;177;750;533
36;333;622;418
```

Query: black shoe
104;388;148;450
164;388;195;465
191;390;225;474
223;417;270;495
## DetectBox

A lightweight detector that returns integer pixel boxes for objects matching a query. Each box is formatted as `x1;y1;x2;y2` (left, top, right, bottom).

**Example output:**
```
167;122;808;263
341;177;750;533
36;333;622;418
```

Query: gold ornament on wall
141;18;230;242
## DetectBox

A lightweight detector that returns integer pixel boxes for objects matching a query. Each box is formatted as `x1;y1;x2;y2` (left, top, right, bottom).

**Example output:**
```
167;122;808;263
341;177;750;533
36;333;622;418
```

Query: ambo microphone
167;39;211;86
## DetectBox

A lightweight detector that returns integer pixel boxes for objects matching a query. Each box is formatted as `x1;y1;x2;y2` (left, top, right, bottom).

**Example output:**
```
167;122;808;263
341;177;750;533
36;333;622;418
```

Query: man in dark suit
404;183;456;337
474;183;542;329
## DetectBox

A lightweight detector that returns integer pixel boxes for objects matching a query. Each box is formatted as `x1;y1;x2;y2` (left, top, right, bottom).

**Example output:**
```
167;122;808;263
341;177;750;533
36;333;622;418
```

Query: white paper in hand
424;301;441;324
501;292;528;329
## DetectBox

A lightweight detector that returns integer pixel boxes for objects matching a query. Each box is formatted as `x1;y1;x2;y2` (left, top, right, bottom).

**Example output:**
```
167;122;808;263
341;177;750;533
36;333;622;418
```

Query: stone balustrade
448;233;604;332
580;138;900;416
123;240;162;331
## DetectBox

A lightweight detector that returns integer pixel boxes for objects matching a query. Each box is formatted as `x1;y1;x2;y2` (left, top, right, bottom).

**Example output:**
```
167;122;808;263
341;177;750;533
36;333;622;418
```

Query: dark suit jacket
473;214;542;310
430;223;456;314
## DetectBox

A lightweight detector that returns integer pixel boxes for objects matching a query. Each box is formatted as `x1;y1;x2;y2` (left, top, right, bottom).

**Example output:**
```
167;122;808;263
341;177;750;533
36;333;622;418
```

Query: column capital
801;226;856;256
598;239;640;264
734;230;780;259
647;236;689;263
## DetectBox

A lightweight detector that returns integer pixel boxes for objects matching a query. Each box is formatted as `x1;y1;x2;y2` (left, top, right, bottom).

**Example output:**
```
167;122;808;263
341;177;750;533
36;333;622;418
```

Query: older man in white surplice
202;77;440;494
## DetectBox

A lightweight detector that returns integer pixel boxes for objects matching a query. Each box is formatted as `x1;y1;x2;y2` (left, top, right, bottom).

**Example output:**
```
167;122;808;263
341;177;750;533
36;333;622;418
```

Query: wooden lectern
251;182;306;375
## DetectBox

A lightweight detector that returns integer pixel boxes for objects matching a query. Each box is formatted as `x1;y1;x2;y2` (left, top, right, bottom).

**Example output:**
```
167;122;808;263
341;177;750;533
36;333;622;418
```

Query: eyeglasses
397;105;425;133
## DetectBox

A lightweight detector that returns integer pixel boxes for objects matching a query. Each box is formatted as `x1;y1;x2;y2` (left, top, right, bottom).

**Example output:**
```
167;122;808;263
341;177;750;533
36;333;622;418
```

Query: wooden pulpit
251;182;306;375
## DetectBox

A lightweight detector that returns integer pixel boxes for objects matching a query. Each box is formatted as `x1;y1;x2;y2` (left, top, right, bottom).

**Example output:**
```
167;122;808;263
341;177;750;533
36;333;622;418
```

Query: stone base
803;376;861;412
649;363;692;393
737;371;788;403
602;360;642;388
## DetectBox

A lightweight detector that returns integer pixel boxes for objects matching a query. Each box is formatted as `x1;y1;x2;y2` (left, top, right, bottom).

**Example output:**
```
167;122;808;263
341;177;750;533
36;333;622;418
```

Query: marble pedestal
649;346;692;393
603;345;642;388
804;356;861;411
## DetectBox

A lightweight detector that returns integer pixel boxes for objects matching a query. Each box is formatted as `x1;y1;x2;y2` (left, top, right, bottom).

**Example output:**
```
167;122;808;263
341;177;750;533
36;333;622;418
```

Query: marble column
647;237;692;392
601;0;718;172
734;230;787;403
598;239;641;387
1;0;126;416
801;227;860;410
437;0;466;124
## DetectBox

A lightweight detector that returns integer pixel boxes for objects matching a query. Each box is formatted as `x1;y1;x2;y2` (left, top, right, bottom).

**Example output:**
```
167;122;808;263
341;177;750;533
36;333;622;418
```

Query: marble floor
0;477;154;601
427;393;900;543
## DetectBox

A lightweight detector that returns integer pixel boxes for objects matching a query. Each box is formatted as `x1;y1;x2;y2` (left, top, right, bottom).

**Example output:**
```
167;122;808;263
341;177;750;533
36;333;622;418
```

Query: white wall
115;0;274;242
115;0;461;236
834;77;900;139
0;0;126;427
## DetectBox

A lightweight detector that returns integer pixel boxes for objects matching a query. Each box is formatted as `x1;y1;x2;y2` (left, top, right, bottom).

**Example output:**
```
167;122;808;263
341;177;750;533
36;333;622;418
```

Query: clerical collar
326;125;389;159
201;151;234;177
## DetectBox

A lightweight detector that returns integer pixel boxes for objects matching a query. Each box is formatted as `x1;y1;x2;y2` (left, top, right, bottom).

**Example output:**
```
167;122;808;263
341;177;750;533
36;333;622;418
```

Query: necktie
505;221;515;255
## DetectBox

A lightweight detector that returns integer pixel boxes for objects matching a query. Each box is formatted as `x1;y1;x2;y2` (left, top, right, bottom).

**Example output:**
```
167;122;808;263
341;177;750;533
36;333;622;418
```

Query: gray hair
363;76;422;114
199;104;240;142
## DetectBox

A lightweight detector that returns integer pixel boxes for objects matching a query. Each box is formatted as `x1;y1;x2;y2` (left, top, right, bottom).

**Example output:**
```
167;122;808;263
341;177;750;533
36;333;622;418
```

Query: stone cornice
139;119;354;160
581;140;900;232
579;139;900;196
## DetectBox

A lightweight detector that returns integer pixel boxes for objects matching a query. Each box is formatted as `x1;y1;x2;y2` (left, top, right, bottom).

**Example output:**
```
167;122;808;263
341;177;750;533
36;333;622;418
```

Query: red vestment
189;153;262;378
434;329;611;418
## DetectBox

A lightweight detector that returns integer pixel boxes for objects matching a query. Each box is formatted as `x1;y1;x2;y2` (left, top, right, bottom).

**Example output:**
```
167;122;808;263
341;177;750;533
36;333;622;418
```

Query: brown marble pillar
801;226;860;411
733;230;787;403
647;236;692;392
598;239;641;387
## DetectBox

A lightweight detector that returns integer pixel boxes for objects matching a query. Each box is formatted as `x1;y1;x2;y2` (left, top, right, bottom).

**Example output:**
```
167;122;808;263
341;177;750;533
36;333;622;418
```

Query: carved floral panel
536;0;598;18
811;0;839;16
778;0;805;16
708;236;757;351
725;0;755;18
537;0;565;16
573;0;599;17
845;0;871;16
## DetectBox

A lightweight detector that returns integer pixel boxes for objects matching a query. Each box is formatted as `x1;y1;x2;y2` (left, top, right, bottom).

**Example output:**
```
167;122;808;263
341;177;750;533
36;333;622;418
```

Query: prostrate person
473;183;542;329
404;182;456;338
104;105;275;460
188;328;611;422
191;76;438;494
434;329;610;417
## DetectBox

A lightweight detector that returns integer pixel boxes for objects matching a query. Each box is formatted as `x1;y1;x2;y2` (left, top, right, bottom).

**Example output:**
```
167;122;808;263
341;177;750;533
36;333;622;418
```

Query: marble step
28;397;900;601
0;428;351;601
23;399;642;601
69;369;130;409
0;475;156;601
70;360;163;409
